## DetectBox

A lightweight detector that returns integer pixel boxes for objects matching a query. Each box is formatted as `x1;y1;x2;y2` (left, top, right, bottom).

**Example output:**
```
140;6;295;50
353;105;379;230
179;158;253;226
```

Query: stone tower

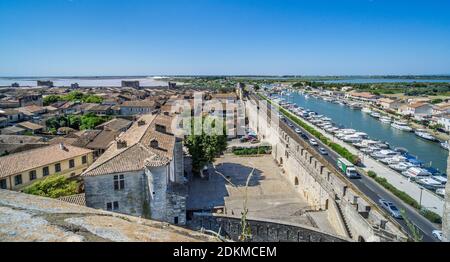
443;147;450;242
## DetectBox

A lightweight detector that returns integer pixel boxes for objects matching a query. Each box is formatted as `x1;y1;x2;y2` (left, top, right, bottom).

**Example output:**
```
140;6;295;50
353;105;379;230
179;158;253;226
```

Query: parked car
309;139;318;146
432;230;443;241
295;128;302;134
319;147;328;155
288;123;294;127
378;199;402;219
301;134;308;140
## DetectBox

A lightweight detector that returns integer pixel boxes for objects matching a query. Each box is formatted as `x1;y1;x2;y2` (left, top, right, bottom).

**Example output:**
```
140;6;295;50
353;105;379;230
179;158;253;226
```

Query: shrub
367;171;377;178
233;146;271;155
23;175;79;199
420;209;442;224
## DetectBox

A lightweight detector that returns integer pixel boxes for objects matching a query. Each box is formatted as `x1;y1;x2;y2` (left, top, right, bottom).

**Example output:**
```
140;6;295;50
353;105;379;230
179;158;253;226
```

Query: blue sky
1;0;450;76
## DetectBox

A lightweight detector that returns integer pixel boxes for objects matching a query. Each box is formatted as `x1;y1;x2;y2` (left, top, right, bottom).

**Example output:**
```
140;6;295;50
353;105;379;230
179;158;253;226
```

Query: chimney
59;143;67;151
138;120;146;126
150;139;159;149
116;139;127;149
155;124;167;134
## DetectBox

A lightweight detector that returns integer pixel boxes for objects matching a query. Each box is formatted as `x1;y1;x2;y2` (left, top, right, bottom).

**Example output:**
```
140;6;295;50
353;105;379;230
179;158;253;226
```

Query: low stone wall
189;213;347;242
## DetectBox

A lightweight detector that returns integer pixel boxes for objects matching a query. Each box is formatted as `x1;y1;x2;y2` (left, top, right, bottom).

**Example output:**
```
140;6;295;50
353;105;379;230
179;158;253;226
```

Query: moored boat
361;107;372;114
414;129;438;142
370;112;381;118
391;121;413;132
380;116;392;124
440;141;449;151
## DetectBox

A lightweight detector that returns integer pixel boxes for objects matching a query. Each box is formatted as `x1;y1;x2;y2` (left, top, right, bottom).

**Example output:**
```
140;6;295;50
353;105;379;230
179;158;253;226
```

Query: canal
279;92;448;174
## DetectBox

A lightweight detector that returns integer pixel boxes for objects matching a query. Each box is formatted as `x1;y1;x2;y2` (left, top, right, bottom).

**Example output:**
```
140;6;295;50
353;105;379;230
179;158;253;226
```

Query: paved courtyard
187;154;337;233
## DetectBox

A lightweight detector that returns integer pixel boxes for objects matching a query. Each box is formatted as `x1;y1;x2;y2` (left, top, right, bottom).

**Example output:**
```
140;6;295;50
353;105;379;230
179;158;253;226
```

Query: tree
80;113;110;130
23;175;79;199
43;95;61;106
431;98;443;104
83;95;103;103
185;117;228;175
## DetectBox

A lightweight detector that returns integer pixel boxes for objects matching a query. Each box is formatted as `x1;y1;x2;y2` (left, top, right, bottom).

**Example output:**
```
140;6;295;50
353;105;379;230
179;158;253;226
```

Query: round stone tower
443;146;450;242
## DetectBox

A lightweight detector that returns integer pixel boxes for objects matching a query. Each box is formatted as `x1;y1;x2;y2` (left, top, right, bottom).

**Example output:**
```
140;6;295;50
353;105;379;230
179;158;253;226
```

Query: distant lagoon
0;77;168;87
321;78;450;84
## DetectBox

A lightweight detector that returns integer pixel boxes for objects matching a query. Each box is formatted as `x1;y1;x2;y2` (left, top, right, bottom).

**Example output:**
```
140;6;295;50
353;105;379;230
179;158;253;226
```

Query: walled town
1;77;449;242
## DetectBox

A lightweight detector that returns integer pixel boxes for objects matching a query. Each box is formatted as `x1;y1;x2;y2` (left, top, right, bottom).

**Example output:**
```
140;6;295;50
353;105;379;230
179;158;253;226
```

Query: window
106;201;119;211
29;170;37;181
113;175;125;190
55;163;61;173
69;159;75;168
14;175;22;185
82;155;87;164
43;166;50;177
174;217;179;224
0;179;7;189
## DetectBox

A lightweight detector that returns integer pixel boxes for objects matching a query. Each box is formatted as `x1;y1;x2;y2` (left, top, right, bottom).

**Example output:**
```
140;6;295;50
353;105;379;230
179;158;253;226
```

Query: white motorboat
360;147;374;154
380;116;392;124
361;107;372;114
441;141;449;151
376;142;390;149
402;167;431;180
370;112;381;118
343;135;362;143
354;132;369;139
389;162;414;172
432;176;447;185
436;188;445;197
416;177;443;190
414;129;437;142
380;157;402;165
391;121;413;132
371;149;398;159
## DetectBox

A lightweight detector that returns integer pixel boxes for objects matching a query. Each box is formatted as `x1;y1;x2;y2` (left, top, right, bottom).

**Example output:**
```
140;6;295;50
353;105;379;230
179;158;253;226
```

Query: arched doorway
358;236;366;242
294;177;299;186
279;157;283;165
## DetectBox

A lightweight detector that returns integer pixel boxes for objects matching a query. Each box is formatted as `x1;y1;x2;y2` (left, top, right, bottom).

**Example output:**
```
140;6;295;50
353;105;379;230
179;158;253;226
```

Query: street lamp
419;187;424;208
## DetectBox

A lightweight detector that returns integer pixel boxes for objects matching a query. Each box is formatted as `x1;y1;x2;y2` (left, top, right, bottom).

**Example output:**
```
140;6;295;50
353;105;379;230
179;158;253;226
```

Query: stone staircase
335;199;353;239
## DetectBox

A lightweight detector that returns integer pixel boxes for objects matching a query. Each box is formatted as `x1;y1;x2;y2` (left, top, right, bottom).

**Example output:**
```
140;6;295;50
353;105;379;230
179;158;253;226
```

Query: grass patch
232;146;272;155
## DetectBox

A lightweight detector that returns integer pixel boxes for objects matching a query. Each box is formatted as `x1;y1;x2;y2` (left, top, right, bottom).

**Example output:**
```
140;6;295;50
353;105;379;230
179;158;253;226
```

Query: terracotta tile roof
17;121;44;131
86;130;118;150
1;126;26;135
408;102;430;109
48;136;79;146
349;92;376;99
82;114;175;177
96;118;132;131
121;100;158;108
0;135;43;144
0;144;93;178
378;98;397;103
58;193;86;206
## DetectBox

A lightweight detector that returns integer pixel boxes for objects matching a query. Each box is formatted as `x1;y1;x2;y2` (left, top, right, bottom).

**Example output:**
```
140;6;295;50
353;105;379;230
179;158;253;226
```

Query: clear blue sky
1;0;450;76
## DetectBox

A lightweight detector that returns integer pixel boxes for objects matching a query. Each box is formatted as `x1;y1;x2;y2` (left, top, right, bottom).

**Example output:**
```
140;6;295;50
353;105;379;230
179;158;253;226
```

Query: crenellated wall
190;213;348;242
246;97;407;242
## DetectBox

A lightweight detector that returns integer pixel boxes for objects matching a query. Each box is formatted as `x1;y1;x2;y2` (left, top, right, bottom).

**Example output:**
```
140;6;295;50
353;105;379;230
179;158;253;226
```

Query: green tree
43;95;62;106
185;117;228;175
83;95;103;103
431;98;443;104
80;113;110;130
23;175;79;199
